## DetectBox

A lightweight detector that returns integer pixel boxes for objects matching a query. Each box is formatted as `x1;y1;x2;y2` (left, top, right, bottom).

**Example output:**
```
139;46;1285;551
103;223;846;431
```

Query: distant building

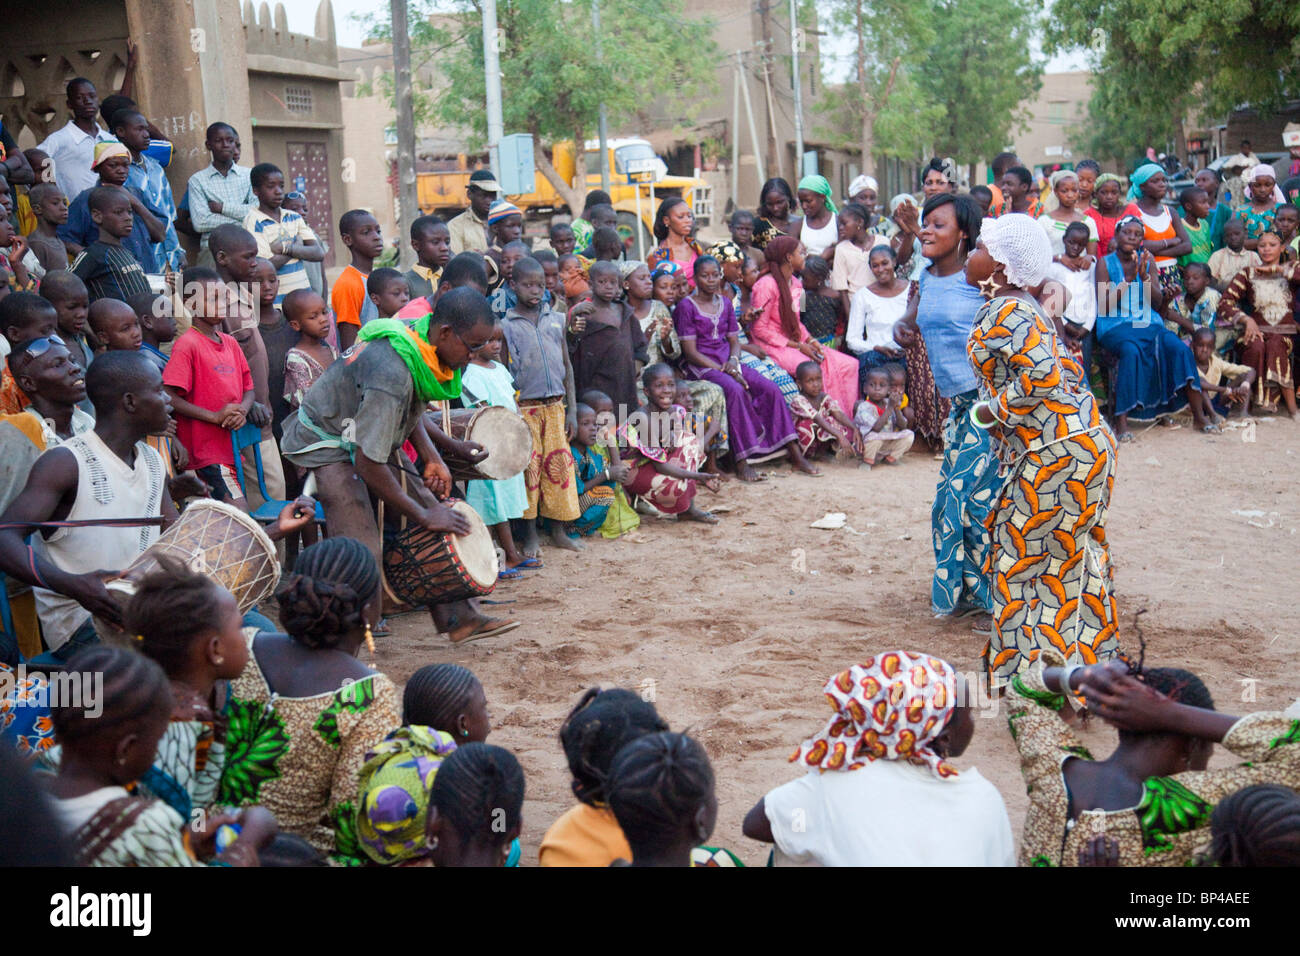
0;0;348;265
1008;71;1097;177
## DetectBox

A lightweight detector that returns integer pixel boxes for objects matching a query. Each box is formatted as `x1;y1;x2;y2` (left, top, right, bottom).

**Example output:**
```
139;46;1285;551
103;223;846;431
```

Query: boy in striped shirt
244;163;323;306
69;186;152;303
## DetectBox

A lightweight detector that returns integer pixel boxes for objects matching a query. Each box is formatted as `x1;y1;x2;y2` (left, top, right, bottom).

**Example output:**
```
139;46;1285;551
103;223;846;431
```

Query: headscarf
705;239;744;265
797;174;838;214
91;140;130;168
889;193;917;216
356;726;458;864
1126;162;1163;201
1246;164;1286;205
650;259;681;280
1050;169;1078;189
761;235;802;339
981;213;1053;289
355;314;462;402
847;174;878;198
790;651;960;778
617;258;646;281
1095;172;1123;189
487;199;522;224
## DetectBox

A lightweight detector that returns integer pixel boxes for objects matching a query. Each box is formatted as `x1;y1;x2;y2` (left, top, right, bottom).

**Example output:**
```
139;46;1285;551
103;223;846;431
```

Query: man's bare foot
735;460;762;482
680;504;719;523
519;521;541;558
549;525;584;550
793;458;822;475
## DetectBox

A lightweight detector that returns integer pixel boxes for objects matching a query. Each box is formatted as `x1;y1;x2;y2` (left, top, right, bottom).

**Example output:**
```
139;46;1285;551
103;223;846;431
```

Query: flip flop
372;618;392;637
514;557;544;570
1117;432;1135;443
498;567;523;581
1202;423;1222;434
449;619;521;645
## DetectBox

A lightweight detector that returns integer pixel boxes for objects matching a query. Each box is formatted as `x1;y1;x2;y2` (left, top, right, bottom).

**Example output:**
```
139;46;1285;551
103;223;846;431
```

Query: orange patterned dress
967;296;1119;686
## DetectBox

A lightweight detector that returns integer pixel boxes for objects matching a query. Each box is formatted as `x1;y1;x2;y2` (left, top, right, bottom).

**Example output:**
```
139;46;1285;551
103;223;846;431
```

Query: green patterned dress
1009;653;1300;867
217;633;401;865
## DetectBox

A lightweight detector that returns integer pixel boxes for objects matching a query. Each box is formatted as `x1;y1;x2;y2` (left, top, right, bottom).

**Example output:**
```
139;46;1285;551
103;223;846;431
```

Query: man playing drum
279;286;519;644
0;351;313;665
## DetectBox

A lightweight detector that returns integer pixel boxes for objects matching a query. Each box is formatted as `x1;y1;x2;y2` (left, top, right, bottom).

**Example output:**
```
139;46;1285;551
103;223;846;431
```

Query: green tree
919;0;1043;178
1046;0;1300;165
361;0;717;213
814;0;941;176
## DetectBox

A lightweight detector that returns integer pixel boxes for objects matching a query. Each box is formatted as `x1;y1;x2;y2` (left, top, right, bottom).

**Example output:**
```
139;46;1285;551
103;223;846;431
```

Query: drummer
0;350;314;666
278;286;519;644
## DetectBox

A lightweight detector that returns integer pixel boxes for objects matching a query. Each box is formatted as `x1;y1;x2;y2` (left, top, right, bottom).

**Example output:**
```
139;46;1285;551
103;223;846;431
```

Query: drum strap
293;408;357;464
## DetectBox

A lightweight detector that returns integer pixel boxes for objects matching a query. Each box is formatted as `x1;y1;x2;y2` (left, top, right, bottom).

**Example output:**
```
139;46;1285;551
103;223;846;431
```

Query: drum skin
382;500;498;606
443;407;531;481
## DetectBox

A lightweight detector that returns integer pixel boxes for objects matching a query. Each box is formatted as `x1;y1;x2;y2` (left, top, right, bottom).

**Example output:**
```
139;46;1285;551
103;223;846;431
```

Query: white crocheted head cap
981;213;1053;290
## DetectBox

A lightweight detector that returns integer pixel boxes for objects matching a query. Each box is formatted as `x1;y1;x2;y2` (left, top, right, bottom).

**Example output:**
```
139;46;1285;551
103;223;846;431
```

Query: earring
213;655;224;666
462;729;469;737
427;835;439;851
364;623;375;656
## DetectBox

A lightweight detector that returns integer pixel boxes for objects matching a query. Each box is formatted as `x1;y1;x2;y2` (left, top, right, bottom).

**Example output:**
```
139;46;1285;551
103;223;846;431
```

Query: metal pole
390;0;419;269
737;51;765;182
592;0;611;195
789;0;804;177
482;0;504;182
730;58;740;214
634;183;644;260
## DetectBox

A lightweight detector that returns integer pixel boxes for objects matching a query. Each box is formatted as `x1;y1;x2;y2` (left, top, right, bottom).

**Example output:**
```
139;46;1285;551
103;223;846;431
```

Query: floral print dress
218;632;401;864
1009;656;1300;867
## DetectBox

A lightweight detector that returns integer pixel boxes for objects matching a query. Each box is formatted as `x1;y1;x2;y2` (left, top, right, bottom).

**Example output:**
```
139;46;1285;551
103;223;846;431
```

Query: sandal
498;567;523;581
1201;423;1222;434
514;557;543;570
1117;431;1135;443
449;618;521;644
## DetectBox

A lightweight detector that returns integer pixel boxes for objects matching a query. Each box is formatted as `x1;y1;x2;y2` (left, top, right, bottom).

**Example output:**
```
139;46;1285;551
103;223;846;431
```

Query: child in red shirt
163;266;261;508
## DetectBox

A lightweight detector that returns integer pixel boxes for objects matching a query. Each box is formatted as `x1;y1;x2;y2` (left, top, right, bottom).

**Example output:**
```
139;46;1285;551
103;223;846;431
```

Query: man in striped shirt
186;122;253;262
243;162;322;306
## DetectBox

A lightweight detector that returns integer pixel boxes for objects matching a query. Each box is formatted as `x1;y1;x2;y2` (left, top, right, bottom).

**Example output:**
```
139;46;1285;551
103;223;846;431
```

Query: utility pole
390;0;418;269
592;0;611;195
757;0;778;178
736;51;766;184
789;0;804;177
482;0;505;182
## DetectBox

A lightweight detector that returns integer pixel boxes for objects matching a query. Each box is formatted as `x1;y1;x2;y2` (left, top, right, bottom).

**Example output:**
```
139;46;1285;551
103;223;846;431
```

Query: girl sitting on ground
539;687;669;866
569;403;618;537
50;646;277;866
799;255;845;348
790;360;862;461
1010;650;1300;866
674;379;724;476
854;367;915;466
426;742;525;867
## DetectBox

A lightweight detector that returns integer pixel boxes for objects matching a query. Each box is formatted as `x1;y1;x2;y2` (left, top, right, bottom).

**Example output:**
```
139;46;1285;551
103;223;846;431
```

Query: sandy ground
371;415;1300;865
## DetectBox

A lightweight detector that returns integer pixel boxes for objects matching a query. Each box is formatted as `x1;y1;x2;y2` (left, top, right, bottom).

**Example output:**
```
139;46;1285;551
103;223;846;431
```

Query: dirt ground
373;415;1300;865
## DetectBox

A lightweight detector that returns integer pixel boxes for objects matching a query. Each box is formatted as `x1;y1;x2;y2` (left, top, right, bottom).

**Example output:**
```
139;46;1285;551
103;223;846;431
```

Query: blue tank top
917;267;984;398
1095;252;1158;339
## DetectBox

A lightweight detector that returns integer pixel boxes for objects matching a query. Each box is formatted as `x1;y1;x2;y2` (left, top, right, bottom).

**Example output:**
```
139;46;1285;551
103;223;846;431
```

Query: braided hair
403;663;481;730
559;687;668;806
125;556;228;676
1116;666;1215;744
1209;784;1300;866
430;742;524;849
275;537;378;650
51;645;171;747
606;731;714;856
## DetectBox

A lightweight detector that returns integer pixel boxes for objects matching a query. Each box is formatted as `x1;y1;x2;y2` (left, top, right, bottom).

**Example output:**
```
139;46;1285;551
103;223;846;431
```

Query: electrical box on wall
499;134;535;195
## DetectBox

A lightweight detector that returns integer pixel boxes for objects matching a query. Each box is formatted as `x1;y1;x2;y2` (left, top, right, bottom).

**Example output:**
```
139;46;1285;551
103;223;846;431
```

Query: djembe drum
440;406;532;482
94;500;281;646
381;500;498;606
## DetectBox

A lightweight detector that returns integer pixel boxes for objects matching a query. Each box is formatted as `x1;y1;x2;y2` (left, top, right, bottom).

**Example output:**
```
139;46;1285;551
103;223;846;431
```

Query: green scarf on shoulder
356;315;462;402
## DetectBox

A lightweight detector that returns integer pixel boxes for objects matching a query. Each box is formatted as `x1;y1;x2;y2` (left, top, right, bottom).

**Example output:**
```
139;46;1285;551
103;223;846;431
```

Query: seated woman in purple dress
674;255;820;482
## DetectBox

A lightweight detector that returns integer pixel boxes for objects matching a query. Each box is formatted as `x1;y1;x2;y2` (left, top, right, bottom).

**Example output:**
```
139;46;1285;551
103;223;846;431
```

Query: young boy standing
186;122;254;264
112;107;183;271
367;268;412;319
162;266;257;507
500;253;582;552
60;142;167;271
405;215;452;302
244;162;323;306
332;209;384;351
127;291;176;373
69;187;153;303
1208;219;1261;291
26;184;69;273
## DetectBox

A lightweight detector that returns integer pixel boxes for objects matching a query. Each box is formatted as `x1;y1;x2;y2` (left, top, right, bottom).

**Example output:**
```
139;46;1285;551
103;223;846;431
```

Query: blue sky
279;0;1088;73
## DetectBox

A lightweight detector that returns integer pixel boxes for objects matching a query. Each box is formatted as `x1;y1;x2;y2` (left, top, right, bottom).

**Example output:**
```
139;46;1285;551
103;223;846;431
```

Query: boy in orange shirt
331;209;384;351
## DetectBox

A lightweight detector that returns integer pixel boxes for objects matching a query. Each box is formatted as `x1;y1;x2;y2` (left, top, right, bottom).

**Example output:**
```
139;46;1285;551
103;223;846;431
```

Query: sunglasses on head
14;334;66;360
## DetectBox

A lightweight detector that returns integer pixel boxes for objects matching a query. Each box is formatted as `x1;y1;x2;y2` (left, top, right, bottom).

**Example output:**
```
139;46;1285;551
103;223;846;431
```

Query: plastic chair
230;422;325;525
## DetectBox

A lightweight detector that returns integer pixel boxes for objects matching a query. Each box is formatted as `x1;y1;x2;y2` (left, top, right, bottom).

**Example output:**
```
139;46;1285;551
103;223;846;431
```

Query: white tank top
800;214;840;256
35;431;166;650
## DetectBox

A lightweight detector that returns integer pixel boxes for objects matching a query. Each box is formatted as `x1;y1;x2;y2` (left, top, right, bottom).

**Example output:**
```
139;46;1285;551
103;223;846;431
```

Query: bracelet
1059;664;1084;710
969;404;995;430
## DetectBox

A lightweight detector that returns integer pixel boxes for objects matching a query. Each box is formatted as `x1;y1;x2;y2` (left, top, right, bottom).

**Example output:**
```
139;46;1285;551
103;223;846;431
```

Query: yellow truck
416;137;713;255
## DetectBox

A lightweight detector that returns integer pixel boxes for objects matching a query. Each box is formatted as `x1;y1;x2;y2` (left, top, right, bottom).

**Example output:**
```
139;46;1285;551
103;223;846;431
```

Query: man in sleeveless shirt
0;351;312;665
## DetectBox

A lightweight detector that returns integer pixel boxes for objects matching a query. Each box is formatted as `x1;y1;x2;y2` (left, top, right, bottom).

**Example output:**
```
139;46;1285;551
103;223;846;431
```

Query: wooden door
286;141;333;254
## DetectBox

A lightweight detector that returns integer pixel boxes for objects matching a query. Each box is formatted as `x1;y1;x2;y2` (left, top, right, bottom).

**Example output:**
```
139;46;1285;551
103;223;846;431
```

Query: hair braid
430;743;524;848
606;731;713;855
559;688;668;806
125;556;227;675
402;663;480;730
52;646;171;745
1210;784;1300;866
275;537;378;649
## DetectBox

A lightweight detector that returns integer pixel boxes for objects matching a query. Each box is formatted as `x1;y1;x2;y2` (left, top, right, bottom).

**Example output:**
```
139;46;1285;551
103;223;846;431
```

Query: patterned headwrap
618;258;646;280
356;726;458;864
1095;172;1123;189
650;259;681;280
797;174;838;214
981;213;1054;289
1126;162;1163;201
705;239;745;264
791;651;960;778
1246;164;1287;204
487;199;522;224
91;140;130;168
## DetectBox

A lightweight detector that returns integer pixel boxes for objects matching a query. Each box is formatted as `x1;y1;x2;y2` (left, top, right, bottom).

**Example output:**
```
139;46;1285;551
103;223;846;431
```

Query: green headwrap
356;315;463;402
798;175;838;214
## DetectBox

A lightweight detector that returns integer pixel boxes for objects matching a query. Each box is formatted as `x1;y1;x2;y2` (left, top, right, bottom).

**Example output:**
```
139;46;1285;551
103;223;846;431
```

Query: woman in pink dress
750;236;860;413
647;196;702;289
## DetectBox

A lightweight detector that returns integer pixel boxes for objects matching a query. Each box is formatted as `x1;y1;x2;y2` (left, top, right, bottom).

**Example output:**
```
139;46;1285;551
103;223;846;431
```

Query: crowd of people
1;74;1299;867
